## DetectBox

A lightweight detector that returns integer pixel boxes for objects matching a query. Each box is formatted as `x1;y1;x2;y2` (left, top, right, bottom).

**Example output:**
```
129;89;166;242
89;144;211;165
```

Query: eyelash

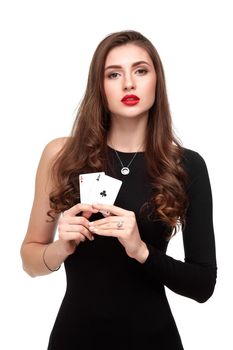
107;68;148;79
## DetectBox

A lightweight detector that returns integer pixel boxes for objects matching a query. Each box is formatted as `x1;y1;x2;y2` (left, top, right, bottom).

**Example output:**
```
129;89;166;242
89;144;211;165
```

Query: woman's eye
136;69;147;75
108;72;120;79
107;69;147;79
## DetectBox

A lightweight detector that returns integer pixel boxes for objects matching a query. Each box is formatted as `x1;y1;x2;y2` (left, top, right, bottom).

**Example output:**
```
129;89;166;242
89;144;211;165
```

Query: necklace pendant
121;167;130;175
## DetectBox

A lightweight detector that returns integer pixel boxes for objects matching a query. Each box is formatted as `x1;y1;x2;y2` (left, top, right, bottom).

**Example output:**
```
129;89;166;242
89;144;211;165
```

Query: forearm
142;243;217;303
130;241;149;264
21;240;72;277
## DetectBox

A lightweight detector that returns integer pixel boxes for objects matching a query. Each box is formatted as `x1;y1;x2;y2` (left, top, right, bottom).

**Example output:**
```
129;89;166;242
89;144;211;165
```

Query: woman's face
103;44;156;120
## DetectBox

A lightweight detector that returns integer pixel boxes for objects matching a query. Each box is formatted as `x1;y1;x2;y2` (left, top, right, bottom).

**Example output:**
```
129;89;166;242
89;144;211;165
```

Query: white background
0;0;232;349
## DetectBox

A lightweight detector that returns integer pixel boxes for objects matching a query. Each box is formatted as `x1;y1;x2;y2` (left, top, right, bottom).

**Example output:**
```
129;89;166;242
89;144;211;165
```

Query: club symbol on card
100;190;107;197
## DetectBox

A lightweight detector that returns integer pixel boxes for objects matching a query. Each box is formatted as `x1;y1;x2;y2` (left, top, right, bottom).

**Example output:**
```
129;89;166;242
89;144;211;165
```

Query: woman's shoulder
37;137;70;172
44;136;69;152
182;147;206;164
42;137;70;160
181;147;209;180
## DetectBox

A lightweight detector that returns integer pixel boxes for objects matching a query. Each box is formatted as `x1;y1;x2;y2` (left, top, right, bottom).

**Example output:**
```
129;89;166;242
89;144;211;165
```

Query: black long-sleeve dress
47;147;217;349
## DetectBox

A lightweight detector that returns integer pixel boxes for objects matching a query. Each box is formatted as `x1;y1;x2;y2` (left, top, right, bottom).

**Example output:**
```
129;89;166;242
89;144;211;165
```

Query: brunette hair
48;30;188;236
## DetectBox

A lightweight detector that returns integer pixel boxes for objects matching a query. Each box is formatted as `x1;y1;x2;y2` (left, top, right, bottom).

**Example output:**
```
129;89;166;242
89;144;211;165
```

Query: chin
111;107;149;119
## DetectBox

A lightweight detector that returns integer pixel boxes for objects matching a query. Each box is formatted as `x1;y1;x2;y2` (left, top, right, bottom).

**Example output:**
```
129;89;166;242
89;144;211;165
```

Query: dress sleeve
141;151;217;303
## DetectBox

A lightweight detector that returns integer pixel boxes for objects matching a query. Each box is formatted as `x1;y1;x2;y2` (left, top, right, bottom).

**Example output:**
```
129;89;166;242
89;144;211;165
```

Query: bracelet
42;244;61;272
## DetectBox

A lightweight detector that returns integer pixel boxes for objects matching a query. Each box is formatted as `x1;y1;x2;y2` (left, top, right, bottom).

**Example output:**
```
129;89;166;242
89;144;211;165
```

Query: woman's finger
61;216;90;227
92;203;131;217
59;222;94;241
61;230;92;242
89;216;125;229
63;203;98;217
60;224;89;233
89;227;124;238
75;234;86;244
82;210;98;219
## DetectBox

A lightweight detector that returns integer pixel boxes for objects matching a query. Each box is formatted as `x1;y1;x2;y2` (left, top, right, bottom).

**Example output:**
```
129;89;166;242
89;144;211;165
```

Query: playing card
88;173;122;205
79;172;105;203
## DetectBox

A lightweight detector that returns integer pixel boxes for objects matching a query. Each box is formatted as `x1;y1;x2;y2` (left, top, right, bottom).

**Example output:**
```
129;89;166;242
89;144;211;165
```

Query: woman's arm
21;137;96;277
141;151;217;303
20;137;72;277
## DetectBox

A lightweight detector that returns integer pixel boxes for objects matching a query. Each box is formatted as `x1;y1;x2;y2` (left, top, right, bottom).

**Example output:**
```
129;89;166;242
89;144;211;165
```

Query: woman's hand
58;203;98;255
90;203;149;262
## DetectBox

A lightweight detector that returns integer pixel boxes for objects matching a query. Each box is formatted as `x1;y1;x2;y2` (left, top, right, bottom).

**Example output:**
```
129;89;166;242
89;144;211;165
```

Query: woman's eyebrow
105;60;151;71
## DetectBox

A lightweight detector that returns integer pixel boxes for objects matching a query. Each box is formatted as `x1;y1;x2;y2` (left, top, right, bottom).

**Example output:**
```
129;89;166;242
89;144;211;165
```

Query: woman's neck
107;114;147;152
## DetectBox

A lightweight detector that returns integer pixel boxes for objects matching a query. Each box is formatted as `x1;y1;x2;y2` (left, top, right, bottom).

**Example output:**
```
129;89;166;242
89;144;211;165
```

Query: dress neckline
107;145;145;155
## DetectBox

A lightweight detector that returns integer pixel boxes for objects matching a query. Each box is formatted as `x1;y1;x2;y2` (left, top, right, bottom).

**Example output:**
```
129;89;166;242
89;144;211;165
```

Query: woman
20;30;217;349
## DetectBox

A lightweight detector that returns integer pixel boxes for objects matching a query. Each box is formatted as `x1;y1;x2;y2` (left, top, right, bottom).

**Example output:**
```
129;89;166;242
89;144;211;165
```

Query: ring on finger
117;220;124;229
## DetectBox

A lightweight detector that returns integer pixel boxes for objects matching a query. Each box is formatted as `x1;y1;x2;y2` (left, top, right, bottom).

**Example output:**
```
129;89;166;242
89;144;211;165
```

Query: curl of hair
48;30;188;238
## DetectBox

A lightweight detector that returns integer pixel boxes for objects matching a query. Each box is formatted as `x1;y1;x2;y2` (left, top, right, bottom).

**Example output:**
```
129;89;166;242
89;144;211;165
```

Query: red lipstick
121;94;140;106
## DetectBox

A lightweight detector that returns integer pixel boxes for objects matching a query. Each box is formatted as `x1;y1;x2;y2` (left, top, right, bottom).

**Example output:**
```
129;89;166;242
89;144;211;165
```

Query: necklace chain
114;149;138;168
111;143;144;175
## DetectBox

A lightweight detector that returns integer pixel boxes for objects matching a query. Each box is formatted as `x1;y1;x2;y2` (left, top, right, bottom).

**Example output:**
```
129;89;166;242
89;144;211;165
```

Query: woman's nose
123;74;135;91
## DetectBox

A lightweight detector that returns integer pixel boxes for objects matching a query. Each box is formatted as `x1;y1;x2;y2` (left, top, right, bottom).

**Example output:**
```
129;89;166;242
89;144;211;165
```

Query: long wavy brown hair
48;30;188;237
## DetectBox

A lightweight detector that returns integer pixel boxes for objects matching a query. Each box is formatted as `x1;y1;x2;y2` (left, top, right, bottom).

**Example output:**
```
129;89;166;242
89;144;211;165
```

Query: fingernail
91;236;95;241
100;210;110;217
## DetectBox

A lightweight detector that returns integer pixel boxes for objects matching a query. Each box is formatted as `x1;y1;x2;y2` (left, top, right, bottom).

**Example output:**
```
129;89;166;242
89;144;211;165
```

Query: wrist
57;239;76;257
131;241;149;264
42;240;74;273
43;244;61;272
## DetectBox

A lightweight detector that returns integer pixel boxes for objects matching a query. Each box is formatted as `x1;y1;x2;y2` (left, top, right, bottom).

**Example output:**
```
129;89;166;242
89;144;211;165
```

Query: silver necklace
112;144;143;175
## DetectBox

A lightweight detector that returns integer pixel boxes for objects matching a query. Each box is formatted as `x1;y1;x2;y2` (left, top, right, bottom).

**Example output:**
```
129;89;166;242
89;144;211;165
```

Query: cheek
104;82;115;101
103;83;117;109
142;80;156;103
104;85;121;110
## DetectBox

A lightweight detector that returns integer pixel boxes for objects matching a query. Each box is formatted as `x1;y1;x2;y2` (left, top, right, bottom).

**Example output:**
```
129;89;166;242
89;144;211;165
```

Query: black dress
47;147;217;349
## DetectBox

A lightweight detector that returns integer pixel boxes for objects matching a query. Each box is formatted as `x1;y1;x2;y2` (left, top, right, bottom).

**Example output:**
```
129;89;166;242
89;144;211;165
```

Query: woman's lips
122;100;140;106
121;94;140;106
